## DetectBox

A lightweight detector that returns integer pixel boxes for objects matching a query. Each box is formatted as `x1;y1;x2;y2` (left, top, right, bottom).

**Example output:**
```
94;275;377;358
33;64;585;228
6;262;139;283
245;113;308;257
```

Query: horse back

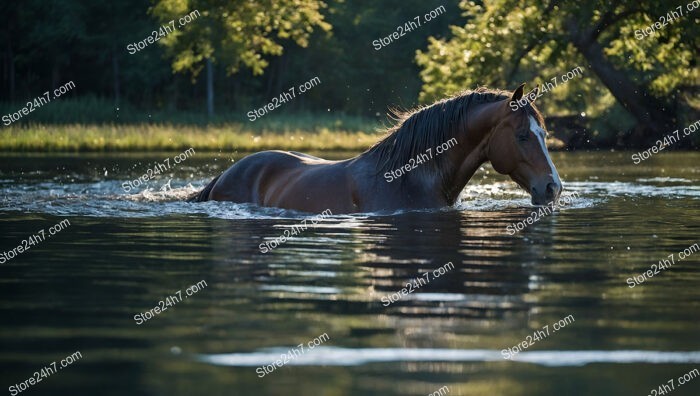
209;150;357;212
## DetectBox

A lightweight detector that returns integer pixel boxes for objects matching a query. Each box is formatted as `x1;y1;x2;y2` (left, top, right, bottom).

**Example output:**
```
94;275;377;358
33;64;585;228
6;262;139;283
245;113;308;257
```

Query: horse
187;84;562;214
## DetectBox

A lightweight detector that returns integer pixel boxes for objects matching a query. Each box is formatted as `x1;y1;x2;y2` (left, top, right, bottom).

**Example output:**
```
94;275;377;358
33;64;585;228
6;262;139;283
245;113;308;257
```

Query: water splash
1;177;697;219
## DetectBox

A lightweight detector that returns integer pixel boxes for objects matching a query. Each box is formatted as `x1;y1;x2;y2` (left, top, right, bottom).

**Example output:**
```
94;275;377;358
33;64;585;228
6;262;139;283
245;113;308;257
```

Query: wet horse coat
189;85;562;213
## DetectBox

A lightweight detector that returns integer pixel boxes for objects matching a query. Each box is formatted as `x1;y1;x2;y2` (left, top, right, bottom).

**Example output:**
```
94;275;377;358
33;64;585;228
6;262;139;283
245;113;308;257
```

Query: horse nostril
546;182;559;198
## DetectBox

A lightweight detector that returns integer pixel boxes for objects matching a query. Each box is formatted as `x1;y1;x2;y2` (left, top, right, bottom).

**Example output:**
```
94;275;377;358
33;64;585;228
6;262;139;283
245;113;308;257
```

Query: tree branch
590;8;643;42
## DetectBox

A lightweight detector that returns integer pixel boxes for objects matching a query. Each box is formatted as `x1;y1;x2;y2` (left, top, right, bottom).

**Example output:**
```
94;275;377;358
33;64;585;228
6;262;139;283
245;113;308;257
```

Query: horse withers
188;84;562;214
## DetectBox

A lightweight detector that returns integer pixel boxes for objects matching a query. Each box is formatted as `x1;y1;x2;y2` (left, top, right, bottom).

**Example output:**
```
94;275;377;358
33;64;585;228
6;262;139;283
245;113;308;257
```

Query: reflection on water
0;152;699;396
199;347;700;366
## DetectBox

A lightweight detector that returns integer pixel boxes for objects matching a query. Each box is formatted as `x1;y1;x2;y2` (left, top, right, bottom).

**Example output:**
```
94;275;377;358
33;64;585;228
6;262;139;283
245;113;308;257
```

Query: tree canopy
416;0;700;147
0;0;697;148
150;0;331;77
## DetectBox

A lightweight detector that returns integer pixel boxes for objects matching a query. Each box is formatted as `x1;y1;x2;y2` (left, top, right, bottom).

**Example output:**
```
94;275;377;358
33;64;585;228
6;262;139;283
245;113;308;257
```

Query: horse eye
518;132;529;142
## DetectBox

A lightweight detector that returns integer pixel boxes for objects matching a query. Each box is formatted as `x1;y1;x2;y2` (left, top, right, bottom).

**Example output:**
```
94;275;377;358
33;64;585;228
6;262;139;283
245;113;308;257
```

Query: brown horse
188;84;562;214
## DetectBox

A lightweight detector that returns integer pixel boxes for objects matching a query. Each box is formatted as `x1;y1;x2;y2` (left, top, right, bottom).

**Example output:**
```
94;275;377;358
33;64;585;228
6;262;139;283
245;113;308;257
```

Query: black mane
367;87;545;194
370;88;514;171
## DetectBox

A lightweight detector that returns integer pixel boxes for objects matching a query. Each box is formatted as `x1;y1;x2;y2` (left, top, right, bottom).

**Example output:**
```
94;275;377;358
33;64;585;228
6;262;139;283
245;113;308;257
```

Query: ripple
637;177;692;183
259;285;342;294
197;347;700;367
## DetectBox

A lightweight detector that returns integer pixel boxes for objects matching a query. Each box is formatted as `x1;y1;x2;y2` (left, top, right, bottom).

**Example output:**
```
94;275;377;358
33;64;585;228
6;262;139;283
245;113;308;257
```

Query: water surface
1;151;699;396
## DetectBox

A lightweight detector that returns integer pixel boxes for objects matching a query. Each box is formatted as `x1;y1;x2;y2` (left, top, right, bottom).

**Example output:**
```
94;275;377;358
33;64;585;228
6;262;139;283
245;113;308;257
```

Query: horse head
486;83;562;205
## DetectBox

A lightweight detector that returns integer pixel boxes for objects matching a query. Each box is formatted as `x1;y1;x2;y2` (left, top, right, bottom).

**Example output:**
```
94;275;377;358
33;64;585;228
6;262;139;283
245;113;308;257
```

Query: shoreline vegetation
1;97;697;153
0;123;383;152
0;110;568;152
0;109;386;152
0;122;571;153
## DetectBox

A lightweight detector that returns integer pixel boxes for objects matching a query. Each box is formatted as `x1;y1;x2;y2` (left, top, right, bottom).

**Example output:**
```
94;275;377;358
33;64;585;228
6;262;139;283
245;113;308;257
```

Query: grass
0;97;574;152
0;97;389;152
2;96;697;152
0;123;387;152
1;122;572;152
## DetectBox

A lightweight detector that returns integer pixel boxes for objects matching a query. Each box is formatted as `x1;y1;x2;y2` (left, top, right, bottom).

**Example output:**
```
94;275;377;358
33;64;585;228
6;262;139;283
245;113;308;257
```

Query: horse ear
510;83;526;102
527;86;540;104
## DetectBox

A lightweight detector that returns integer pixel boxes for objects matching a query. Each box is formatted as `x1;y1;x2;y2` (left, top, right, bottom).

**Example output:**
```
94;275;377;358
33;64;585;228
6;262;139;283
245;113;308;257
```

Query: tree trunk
566;20;677;147
6;36;15;101
265;57;277;99
274;52;287;95
167;78;179;112
51;62;59;90
206;58;214;118
112;45;120;107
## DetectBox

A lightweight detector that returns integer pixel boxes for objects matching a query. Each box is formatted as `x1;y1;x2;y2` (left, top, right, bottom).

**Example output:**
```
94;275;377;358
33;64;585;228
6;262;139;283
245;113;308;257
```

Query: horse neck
443;101;503;203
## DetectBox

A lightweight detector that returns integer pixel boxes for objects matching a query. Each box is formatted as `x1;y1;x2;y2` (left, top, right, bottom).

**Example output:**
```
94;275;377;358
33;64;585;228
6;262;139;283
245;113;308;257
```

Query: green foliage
150;0;331;77
294;0;460;116
416;0;699;143
0;0;460;120
1;0;697;149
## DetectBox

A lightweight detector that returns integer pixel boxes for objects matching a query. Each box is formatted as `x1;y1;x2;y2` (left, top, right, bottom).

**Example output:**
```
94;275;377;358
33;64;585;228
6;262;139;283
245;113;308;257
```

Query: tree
151;0;331;117
286;0;459;117
0;0;87;100
416;0;700;147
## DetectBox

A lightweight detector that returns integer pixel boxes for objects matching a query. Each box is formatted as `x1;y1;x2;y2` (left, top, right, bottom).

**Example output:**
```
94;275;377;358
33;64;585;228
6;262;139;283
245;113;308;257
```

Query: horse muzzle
531;180;562;206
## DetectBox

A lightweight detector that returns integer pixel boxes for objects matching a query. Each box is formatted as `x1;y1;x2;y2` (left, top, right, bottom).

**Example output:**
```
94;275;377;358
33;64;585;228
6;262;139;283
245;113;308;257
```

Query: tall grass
0;97;387;152
0;123;386;152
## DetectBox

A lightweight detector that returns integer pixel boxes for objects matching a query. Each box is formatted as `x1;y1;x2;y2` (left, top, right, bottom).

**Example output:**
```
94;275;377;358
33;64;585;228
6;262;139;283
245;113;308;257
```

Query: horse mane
368;87;544;180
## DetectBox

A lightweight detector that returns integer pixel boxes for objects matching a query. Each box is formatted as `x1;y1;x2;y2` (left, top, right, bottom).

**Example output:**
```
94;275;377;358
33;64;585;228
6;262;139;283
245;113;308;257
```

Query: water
0;151;699;396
